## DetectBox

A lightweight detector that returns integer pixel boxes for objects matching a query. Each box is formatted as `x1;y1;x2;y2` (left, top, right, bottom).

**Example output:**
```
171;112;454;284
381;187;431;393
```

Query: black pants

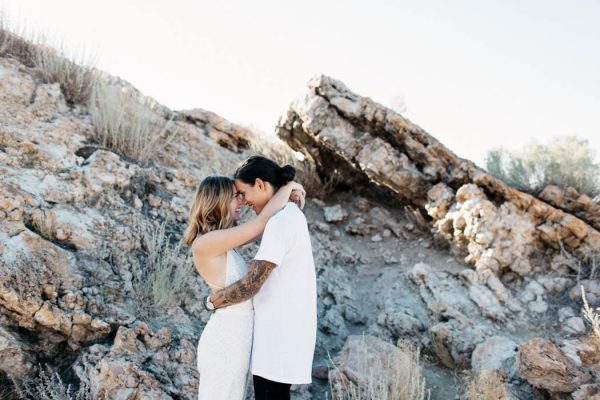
253;375;291;400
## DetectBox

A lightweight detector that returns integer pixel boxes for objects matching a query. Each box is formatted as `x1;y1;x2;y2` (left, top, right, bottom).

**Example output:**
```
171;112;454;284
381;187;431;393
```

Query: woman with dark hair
230;156;298;214
186;171;304;400
206;156;318;400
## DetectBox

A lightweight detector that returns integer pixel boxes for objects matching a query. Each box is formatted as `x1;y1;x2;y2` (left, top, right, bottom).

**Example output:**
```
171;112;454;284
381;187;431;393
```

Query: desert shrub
485;135;600;197
429;332;457;370
132;221;192;318
0;14;36;64
11;366;94;400
89;82;176;165
0;14;98;104
329;338;429;400
463;370;508;400
247;132;326;197
33;44;97;105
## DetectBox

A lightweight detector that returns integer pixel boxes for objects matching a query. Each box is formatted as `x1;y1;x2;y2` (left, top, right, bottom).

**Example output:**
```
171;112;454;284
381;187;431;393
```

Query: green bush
485;135;600;197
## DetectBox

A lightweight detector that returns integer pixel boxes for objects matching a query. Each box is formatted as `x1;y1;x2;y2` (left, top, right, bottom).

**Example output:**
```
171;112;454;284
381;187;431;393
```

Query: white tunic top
251;203;317;384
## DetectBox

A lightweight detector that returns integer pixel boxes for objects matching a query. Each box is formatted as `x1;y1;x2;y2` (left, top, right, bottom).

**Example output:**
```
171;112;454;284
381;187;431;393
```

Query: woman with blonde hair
184;168;304;400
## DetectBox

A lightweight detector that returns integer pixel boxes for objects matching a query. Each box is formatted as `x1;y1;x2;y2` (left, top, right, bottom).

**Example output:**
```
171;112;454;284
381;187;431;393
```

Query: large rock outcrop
277;75;600;277
0;55;244;397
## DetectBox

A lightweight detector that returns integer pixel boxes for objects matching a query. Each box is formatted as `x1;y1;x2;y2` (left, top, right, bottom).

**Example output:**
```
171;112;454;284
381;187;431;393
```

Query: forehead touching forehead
234;179;252;192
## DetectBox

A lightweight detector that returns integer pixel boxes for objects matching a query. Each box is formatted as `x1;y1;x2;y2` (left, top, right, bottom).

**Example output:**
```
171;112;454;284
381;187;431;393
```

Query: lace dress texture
197;250;254;400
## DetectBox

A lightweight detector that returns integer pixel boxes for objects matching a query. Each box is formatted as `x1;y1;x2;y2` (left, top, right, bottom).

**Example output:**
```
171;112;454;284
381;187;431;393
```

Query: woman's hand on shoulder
290;187;306;209
288;181;305;194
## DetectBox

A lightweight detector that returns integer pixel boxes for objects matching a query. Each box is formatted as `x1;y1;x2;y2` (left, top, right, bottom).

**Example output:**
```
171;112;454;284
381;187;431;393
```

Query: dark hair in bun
234;156;295;189
278;165;296;185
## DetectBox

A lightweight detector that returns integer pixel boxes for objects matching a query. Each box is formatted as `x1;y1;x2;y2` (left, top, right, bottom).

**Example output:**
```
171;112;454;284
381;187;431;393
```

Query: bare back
192;239;228;292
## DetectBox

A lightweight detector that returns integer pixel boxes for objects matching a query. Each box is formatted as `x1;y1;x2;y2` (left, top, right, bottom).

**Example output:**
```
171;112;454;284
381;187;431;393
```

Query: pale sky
2;0;599;167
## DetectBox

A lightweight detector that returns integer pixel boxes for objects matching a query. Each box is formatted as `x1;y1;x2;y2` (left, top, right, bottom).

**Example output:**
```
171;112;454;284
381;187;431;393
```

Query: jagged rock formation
277;74;600;398
277;75;600;279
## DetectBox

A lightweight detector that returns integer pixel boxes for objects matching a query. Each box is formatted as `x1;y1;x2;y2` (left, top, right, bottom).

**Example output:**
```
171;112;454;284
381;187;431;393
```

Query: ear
255;178;265;191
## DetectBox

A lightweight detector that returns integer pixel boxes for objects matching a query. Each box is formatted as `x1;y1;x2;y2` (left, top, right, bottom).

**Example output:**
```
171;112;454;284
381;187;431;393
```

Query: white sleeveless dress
197;249;254;400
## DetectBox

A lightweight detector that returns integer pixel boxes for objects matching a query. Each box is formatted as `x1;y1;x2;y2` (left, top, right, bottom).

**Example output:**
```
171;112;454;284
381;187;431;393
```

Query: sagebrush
89;81;177;165
485;135;600;197
11;366;94;400
132;221;192;318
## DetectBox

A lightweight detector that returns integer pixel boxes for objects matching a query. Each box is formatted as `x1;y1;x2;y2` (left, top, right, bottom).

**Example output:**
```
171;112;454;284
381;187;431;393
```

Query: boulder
471;336;518;378
516;338;591;393
323;204;347;223
277;75;600;275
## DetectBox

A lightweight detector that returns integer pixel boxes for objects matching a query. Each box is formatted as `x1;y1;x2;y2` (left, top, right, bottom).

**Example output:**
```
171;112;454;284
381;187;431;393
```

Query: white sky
2;0;599;167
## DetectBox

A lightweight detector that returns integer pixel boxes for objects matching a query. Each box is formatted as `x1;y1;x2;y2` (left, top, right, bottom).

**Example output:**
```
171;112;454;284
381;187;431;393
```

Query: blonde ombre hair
183;176;236;245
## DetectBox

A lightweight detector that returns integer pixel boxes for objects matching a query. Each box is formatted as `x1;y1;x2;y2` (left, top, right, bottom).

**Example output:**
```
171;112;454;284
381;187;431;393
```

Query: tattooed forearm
210;260;276;309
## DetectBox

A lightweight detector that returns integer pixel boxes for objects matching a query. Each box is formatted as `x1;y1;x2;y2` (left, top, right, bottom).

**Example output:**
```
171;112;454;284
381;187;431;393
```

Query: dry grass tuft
430;332;457;370
581;285;600;345
0;15;36;64
1;14;175;162
33;44;97;105
11;366;94;400
463;370;509;400
0;14;98;104
132;221;192;318
557;241;600;282
329;338;429;400
89;82;177;165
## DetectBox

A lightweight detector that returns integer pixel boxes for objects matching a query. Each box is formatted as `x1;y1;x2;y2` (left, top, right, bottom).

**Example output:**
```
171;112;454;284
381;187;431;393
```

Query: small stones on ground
562;317;586;335
370;233;382;242
528;298;548;313
313;221;330;234
355;197;370;211
323;204;347;223
382;250;398;264
420;239;432;248
147;194;161;208
345;217;376;236
558;306;576;323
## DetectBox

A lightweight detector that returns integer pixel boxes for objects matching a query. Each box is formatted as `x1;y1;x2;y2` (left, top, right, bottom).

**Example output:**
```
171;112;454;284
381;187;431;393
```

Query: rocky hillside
1;53;600;400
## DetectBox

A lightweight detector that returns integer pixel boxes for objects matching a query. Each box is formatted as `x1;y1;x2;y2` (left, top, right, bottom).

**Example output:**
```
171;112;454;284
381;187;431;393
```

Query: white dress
197;249;254;400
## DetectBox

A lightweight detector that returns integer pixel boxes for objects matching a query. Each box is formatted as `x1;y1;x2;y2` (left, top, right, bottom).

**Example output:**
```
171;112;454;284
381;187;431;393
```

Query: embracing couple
183;156;317;400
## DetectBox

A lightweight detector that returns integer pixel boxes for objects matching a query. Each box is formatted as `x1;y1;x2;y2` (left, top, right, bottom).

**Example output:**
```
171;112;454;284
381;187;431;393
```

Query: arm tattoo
210;260;276;309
